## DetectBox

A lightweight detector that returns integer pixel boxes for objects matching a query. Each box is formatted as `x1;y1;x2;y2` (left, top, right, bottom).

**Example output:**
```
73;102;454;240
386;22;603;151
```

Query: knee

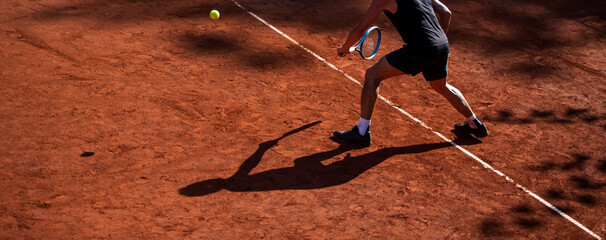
364;67;382;87
430;81;448;95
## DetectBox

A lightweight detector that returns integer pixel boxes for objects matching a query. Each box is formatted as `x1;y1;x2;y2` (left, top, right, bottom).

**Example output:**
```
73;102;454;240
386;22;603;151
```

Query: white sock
467;114;480;129
357;117;371;136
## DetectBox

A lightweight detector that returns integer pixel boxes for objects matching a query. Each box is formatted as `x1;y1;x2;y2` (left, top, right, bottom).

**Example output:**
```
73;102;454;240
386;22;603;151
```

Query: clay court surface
1;0;605;238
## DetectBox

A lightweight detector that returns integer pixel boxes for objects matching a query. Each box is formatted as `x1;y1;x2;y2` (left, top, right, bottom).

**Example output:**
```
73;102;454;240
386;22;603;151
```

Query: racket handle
338;46;356;56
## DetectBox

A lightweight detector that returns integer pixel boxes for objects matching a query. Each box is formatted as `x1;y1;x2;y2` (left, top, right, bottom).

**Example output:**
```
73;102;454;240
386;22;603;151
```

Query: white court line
231;1;602;239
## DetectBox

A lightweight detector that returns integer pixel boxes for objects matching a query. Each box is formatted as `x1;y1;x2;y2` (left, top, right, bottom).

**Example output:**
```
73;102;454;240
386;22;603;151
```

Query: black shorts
385;46;449;81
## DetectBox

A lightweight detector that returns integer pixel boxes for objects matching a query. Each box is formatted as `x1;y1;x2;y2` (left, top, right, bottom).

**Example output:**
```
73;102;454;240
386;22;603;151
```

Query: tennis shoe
454;119;488;138
333;125;371;146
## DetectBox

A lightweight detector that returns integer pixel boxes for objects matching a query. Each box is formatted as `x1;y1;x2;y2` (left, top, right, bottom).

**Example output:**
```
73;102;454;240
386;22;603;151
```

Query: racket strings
361;29;379;58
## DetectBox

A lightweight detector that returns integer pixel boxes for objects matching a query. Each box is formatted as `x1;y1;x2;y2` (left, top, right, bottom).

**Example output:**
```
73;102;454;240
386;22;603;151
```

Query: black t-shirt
384;0;449;55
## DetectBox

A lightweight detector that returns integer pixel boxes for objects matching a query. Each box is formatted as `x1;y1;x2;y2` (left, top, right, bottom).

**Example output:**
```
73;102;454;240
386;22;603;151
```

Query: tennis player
335;0;488;146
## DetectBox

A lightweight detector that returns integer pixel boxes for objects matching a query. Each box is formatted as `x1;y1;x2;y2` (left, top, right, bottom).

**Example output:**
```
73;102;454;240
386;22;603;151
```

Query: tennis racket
348;26;381;59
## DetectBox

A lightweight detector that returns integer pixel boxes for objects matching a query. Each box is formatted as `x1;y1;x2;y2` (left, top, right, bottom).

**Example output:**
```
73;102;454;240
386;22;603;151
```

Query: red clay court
1;0;605;238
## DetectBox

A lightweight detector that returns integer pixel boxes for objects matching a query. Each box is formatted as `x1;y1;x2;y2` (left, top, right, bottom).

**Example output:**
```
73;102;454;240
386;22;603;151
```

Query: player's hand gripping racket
343;26;381;59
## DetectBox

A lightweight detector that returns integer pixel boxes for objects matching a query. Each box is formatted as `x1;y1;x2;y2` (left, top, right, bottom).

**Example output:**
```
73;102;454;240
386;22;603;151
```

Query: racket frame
349;26;381;59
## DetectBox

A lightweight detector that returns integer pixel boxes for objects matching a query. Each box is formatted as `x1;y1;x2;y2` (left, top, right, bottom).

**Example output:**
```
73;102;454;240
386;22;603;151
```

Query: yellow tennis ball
210;10;220;20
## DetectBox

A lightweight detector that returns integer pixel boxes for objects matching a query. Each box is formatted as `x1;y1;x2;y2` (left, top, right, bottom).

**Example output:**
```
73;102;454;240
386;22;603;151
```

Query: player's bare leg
429;78;488;137
333;56;403;145
360;57;405;120
429;78;473;117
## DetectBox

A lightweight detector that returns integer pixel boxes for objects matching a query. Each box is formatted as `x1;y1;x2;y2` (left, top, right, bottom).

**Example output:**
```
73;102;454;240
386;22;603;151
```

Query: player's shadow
179;122;482;197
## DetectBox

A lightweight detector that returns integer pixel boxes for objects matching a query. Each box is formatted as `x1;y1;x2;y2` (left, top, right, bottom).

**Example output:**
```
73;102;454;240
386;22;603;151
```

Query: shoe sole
474;131;488;138
330;136;371;148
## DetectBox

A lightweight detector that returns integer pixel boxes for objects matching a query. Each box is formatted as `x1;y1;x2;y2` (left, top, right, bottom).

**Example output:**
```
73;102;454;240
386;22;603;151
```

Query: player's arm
432;0;452;34
338;0;389;56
